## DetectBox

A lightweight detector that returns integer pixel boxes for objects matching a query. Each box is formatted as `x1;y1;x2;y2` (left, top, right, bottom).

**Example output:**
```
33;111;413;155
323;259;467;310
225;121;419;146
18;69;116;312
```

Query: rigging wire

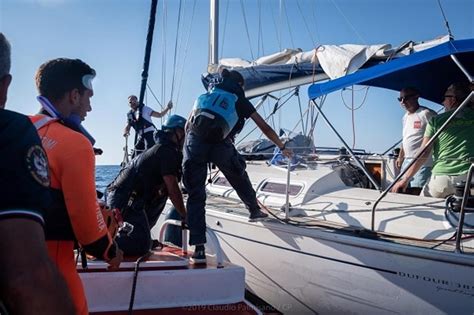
281;0;295;49
175;0;197;108
237;89;297;145
219;0;230;58
436;0;454;39
160;0;168;106
257;0;264;57
239;0;255;61
329;0;366;44
296;0;317;48
169;0;183;106
270;1;282;51
146;83;164;109
278;0;283;51
310;0;321;46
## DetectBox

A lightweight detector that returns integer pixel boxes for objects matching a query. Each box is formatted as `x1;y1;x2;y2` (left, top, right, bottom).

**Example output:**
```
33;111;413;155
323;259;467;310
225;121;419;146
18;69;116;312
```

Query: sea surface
95;165;121;193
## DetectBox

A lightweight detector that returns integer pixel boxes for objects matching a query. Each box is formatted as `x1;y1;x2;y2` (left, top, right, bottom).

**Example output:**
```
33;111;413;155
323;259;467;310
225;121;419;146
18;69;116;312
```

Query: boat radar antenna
436;0;454;40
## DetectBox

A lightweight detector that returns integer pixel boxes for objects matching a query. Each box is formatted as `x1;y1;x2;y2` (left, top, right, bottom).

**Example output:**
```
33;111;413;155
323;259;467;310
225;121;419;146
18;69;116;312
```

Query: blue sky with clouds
1;0;473;164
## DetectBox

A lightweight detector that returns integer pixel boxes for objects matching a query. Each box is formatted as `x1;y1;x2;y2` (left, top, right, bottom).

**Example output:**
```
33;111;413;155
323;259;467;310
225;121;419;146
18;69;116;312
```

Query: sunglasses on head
397;94;416;102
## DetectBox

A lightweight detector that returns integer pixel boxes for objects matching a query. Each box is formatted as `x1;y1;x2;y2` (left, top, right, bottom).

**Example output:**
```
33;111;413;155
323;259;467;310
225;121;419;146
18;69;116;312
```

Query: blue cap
162;114;186;131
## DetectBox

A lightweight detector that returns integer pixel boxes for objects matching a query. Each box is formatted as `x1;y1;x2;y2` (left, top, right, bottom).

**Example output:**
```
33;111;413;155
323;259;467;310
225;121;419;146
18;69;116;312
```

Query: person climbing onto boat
30;58;123;315
183;68;293;264
0;32;75;315
391;82;474;197
395;87;436;195
106;114;187;256
124;94;172;158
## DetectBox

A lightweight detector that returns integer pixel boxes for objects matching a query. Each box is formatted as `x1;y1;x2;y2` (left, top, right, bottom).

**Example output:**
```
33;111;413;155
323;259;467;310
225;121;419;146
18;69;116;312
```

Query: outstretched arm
163;175;187;219
151;101;173;118
0;219;75;314
250;111;293;158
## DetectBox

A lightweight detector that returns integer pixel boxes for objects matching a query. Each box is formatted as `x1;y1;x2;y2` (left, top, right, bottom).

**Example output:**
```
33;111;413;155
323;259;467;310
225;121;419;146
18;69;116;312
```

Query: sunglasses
398;94;416;102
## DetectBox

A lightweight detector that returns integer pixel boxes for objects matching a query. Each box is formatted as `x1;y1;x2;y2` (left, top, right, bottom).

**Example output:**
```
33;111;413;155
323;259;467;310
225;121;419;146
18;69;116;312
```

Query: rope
340;86;370;149
256;200;471;244
128;252;152;315
239;0;255;61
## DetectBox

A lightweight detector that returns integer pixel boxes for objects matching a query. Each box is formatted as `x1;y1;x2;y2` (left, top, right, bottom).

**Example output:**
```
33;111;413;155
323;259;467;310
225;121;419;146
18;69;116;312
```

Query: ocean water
95;165;121;193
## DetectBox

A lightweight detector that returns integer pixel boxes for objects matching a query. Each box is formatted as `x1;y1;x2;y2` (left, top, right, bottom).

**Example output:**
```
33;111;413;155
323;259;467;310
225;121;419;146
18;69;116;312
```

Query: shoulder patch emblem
26;145;50;187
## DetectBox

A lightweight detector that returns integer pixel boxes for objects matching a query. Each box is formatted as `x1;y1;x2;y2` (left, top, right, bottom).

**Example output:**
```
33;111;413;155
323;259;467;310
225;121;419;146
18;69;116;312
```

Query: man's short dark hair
35;58;95;101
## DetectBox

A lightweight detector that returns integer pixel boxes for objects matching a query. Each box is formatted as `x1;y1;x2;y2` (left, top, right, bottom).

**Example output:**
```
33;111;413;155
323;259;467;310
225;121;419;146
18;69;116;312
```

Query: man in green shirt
391;82;474;198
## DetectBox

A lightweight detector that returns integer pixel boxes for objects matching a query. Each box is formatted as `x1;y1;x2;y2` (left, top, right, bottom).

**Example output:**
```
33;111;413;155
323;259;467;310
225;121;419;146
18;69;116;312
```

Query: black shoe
151;239;163;250
249;209;269;222
190;245;206;265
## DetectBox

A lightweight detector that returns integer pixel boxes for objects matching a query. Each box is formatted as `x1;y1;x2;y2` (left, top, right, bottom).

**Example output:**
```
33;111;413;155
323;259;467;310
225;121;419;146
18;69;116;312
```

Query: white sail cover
203;35;450;98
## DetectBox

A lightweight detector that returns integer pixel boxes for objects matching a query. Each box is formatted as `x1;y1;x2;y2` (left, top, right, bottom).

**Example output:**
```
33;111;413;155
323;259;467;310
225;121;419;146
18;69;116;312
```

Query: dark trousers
107;189;167;256
182;132;259;245
132;131;155;158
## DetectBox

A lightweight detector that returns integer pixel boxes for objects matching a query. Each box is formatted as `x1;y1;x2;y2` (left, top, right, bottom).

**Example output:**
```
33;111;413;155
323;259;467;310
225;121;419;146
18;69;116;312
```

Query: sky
1;0;473;165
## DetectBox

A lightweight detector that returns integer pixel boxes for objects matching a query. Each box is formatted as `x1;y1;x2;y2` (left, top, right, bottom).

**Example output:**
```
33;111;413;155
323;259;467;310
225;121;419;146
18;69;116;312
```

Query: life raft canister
191;88;239;142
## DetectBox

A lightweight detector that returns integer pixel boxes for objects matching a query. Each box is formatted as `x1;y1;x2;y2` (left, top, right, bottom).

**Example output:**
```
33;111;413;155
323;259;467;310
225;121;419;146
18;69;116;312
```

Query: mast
135;0;158;152
209;0;219;71
138;0;158;107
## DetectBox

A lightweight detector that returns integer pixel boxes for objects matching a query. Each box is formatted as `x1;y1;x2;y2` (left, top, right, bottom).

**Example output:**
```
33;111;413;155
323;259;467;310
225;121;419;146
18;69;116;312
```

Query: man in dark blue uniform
107;115;187;256
183;69;292;264
0;32;74;314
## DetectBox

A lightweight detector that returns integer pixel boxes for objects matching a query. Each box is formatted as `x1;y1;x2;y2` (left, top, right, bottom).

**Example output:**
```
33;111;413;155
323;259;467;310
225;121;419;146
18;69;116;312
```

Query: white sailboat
198;37;474;314
153;1;474;313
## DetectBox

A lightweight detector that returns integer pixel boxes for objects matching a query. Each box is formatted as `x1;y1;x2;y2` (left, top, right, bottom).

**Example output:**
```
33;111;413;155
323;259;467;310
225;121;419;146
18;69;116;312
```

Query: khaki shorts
420;173;469;198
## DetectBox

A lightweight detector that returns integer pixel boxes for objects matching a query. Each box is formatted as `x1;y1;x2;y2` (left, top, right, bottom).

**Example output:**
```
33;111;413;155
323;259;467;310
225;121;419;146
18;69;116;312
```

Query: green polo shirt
424;108;474;175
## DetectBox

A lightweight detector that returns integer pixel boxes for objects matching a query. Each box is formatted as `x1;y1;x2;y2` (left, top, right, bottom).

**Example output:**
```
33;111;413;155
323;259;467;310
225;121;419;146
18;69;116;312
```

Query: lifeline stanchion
285;157;291;220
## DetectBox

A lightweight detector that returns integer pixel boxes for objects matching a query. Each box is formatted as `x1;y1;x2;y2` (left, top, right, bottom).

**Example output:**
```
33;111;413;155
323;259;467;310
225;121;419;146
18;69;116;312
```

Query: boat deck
79;246;261;314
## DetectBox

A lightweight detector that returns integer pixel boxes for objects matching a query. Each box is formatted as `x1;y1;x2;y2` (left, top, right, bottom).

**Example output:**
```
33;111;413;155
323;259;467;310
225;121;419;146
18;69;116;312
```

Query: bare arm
250;111;293;157
391;137;432;193
0;219;75;314
123;123;131;137
151;101;173;118
163;175;187;219
396;146;405;170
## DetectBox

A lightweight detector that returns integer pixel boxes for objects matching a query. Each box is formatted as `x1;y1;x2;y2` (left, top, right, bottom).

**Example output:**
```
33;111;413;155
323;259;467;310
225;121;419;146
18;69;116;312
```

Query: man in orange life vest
0;33;75;314
30;58;123;315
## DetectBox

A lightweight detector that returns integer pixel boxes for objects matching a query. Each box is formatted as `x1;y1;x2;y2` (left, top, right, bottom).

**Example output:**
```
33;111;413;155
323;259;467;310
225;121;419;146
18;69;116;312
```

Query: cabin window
213;176;231;187
260;181;302;196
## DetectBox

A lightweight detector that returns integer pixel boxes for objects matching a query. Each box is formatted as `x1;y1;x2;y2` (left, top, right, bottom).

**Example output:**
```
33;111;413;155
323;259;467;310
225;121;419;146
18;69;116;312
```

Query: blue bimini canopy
308;39;474;104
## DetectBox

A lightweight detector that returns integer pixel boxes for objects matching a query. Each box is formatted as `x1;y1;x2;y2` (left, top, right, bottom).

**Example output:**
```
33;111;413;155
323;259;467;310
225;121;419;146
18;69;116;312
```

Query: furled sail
202;35;451;99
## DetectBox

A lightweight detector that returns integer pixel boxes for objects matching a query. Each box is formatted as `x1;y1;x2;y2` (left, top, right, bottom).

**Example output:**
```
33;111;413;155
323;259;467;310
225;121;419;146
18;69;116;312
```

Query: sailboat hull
205;211;474;315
